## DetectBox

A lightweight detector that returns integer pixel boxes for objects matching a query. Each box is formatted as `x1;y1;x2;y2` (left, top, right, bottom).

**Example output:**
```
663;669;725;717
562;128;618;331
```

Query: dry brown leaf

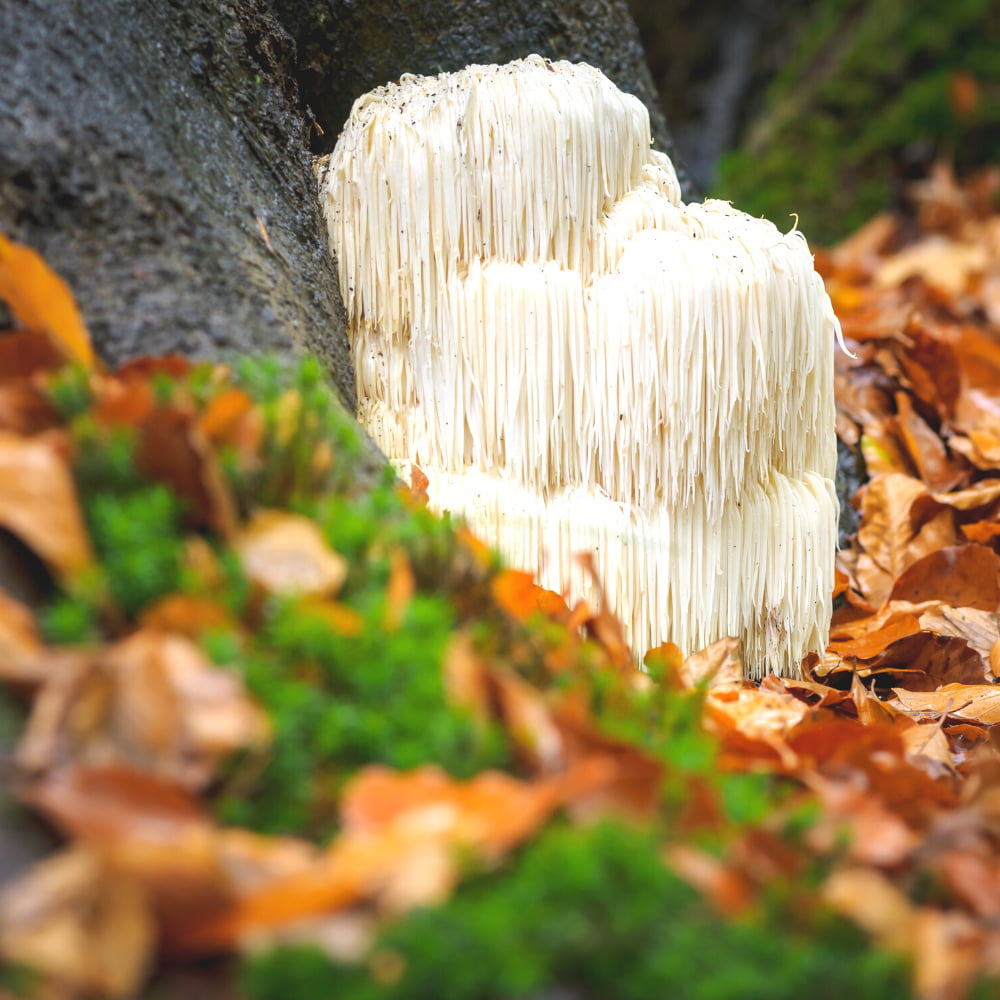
198;765;576;948
237;509;347;597
934;478;1000;510
488;668;564;774
139;593;238;638
384;548;415;629
665;844;754;917
938;852;1000;919
890;544;1000;608
0;589;43;681
855;473;956;606
892;684;1000;725
876;237;988;296
677;636;742;689
0;431;93;577
22;763;211;844
912;908;985;1000
0;846;153;999
860;633;988;691
894;392;967;491
16;631;269;788
918;606;999;666
491;569;569;623
136;404;238;538
806;775;919;866
822;866;916;952
829;613;924;658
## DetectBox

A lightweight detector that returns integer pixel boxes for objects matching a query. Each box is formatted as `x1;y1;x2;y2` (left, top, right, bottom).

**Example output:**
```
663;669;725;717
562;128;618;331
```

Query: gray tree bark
0;0;680;405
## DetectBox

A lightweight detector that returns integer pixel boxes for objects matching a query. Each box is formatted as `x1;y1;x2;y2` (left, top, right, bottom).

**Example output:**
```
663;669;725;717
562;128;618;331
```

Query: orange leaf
0;233;94;367
384;548;415;629
890;544;1000;609
492;568;566;623
829;615;923;658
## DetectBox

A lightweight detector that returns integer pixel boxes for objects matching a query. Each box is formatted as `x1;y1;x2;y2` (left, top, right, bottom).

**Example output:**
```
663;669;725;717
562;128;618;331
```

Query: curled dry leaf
918;606;1000;667
236;509;347;597
892;684;1000;726
0;846;153;999
136;404;238;538
677;636;742;689
16;630;269;788
0;431;93;578
0;589;44;684
854;473;957;607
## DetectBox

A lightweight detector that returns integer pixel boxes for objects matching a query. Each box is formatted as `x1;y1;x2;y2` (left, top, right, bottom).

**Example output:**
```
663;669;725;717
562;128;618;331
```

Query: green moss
213;586;509;838
714;0;1000;242
229;354;370;509
244;821;911;1000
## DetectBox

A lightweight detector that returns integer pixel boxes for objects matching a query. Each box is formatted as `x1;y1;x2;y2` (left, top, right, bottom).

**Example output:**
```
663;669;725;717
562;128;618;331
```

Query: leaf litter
1;164;1000;998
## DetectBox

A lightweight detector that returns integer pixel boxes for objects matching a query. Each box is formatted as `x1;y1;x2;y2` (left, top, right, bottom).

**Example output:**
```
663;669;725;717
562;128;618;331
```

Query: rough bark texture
1;0;682;396
0;0;360;400
277;0;693;195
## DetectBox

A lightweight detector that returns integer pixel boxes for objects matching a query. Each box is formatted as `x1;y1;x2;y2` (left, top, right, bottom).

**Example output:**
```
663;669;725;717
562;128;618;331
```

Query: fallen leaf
22;763;210;843
912;908;985;1000
0;589;43;682
237;509;347;597
890;544;1000;608
0;233;94;367
0;431;93;577
822;866;916;951
677;636;742;689
136;405;238;538
855;473;956;605
876;237;987;296
918;606;999;666
892;684;1000;725
139;593;238;638
894;391;967;491
15;631;269;788
492;568;569;623
665;844;754;917
829;614;923;658
200;765;575;947
384;548;414;629
938;851;1000;919
0;846;153;999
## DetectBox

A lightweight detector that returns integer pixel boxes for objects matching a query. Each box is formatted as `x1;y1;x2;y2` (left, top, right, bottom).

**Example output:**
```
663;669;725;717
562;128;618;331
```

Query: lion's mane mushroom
320;55;844;679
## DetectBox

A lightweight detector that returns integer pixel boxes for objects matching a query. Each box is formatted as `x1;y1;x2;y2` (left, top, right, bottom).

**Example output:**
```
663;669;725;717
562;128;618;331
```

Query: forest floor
1;163;1000;1000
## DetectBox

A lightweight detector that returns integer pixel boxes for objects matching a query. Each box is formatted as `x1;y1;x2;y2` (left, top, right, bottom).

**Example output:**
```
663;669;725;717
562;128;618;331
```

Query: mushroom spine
321;55;843;679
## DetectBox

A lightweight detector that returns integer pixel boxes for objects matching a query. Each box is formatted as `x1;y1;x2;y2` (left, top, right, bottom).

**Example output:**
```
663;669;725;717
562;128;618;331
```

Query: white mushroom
320;55;844;679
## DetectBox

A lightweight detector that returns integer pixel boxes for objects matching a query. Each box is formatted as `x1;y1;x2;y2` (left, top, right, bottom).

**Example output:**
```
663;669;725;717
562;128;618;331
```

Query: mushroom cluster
321;55;843;678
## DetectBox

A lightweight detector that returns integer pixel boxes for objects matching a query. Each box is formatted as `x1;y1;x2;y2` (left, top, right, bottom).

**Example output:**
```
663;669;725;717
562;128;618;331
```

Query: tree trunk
0;0;679;402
